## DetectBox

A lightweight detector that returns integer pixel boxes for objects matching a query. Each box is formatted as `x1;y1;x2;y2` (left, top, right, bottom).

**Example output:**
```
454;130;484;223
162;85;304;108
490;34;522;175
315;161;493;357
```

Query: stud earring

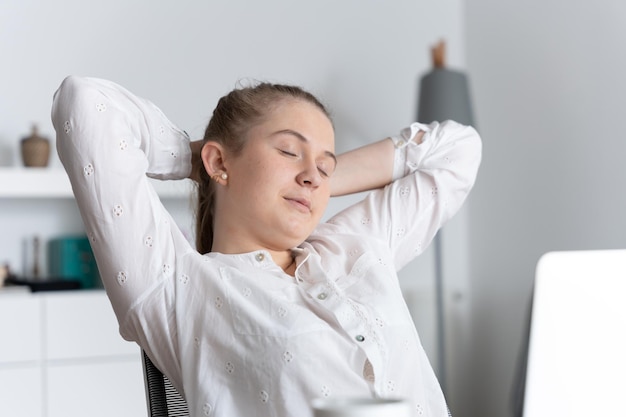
211;172;228;183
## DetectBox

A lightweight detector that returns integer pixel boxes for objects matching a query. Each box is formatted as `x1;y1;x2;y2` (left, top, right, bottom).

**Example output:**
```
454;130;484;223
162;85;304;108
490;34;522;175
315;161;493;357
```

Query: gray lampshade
417;68;474;127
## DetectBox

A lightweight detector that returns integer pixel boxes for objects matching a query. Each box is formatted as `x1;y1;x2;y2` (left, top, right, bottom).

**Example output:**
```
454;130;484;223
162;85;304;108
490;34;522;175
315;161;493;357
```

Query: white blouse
52;76;482;417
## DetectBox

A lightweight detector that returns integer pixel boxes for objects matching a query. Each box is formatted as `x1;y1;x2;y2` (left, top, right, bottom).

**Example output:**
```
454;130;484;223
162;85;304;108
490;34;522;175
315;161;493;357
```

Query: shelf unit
0;166;195;281
0;167;194;199
0;167;195;416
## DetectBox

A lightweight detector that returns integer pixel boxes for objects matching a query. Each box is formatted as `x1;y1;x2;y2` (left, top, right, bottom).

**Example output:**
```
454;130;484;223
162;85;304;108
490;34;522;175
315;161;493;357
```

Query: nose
296;158;322;188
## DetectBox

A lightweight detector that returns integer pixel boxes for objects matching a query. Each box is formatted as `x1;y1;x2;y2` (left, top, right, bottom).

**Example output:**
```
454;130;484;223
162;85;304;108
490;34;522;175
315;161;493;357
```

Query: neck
265;249;295;274
282;255;297;276
211;212;298;275
211;240;296;275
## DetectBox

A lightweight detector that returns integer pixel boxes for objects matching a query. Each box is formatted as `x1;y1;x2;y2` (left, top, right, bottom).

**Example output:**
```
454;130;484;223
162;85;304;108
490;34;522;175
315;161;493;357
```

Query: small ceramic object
21;124;50;167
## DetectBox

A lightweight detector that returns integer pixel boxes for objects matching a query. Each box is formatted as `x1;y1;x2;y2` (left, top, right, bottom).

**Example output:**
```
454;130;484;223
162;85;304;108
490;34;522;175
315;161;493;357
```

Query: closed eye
278;148;333;177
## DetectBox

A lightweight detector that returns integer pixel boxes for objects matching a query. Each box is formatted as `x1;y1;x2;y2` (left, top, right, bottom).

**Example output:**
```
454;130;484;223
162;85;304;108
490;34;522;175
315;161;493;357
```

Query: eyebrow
273;129;337;165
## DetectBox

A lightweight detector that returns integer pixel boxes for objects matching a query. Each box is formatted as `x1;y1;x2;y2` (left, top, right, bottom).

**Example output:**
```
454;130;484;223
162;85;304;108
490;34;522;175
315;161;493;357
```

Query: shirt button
355;335;365;342
317;292;327;300
255;253;265;262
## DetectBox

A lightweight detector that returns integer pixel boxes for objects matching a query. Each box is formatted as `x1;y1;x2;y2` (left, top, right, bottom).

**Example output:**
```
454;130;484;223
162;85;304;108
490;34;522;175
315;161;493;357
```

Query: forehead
261;99;335;149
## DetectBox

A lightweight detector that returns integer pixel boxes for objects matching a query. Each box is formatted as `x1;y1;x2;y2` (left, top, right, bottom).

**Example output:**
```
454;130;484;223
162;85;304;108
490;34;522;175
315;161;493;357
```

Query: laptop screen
524;249;626;417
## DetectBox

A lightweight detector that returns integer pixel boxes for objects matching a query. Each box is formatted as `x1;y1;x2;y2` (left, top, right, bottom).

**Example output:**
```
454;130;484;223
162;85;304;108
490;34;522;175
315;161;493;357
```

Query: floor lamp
417;40;475;394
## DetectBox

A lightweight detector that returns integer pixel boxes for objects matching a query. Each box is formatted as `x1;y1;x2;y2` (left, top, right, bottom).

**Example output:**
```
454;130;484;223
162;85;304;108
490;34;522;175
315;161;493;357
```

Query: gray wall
465;1;626;416
0;0;465;164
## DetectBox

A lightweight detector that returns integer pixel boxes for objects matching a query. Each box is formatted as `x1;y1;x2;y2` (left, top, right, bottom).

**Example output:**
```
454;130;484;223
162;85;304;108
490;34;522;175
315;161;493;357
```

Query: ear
201;141;228;178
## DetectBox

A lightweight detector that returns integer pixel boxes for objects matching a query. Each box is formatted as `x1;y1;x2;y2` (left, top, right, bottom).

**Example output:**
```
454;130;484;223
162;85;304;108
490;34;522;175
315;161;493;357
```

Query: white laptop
523;250;626;417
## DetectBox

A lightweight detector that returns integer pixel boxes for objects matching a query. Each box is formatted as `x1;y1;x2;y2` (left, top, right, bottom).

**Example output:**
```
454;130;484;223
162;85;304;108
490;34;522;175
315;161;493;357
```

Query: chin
279;229;312;248
283;235;308;249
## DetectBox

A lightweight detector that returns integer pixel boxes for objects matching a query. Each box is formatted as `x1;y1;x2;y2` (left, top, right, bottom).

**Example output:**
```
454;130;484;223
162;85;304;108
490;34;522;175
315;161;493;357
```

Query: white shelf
0;167;194;199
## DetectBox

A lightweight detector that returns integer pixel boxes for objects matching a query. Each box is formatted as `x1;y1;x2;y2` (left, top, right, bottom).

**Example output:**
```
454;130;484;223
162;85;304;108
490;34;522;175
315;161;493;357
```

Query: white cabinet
0;290;146;417
0;169;193;417
44;291;147;417
48;361;145;417
0;292;41;363
45;291;135;359
0;367;42;417
0;291;44;417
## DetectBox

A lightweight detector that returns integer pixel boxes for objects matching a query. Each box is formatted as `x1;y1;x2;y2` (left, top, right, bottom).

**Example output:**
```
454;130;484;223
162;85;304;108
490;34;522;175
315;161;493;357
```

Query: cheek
313;189;331;214
236;157;275;184
237;163;284;199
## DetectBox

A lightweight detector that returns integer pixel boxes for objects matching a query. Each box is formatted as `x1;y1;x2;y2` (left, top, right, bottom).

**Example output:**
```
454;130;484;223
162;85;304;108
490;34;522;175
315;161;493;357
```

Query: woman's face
220;99;336;251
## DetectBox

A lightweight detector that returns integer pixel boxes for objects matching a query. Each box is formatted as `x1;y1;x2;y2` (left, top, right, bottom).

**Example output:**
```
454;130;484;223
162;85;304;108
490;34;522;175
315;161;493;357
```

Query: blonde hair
193;82;331;254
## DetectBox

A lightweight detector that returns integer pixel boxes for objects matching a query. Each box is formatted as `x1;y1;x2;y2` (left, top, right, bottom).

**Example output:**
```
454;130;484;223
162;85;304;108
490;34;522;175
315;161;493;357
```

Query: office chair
142;350;190;417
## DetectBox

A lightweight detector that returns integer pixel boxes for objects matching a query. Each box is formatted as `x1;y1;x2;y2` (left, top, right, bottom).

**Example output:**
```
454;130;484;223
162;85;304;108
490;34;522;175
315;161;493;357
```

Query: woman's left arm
324;120;481;270
330;131;425;197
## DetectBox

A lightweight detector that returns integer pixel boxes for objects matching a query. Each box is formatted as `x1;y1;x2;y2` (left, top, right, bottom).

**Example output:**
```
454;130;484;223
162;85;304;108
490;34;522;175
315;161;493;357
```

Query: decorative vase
21;124;50;167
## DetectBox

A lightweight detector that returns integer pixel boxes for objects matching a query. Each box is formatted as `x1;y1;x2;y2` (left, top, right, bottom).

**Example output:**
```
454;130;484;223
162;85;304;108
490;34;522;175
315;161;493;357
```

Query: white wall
465;1;626;416
1;0;475;414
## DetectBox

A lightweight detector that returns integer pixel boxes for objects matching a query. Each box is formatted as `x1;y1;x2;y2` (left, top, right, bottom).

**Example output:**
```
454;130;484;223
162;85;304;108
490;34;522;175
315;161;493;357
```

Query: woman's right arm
52;76;194;341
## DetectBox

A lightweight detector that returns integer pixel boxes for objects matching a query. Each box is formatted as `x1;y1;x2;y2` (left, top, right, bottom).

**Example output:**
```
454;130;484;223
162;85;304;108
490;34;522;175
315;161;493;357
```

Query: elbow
57;74;88;92
447;123;483;192
460;124;483;178
51;75;102;162
51;75;97;126
53;75;91;106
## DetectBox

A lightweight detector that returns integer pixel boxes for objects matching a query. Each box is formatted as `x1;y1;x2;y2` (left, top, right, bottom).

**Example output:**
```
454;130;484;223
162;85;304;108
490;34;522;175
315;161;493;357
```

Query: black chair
142;350;190;417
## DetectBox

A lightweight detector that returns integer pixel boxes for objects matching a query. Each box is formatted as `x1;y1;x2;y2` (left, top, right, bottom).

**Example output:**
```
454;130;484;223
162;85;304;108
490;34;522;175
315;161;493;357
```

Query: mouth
284;197;312;213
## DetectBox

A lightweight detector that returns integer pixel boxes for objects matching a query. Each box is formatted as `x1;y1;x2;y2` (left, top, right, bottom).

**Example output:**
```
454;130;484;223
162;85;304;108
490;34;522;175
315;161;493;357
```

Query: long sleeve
325;120;482;271
52;76;195;341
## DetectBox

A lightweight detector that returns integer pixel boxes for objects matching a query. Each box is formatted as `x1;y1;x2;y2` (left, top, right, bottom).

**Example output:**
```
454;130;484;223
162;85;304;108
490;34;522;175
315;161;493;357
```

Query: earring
211;172;228;183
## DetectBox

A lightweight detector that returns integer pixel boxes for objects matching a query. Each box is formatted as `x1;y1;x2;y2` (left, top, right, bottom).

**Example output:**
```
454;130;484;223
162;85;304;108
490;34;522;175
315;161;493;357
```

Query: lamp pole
417;40;474;395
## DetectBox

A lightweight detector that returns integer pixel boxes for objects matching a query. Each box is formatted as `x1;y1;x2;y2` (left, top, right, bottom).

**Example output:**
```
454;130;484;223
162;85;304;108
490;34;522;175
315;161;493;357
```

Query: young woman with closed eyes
53;75;481;417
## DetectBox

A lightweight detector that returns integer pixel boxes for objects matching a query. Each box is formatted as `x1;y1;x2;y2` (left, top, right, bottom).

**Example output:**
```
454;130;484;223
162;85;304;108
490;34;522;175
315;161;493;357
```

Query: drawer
44;291;137;360
47;357;146;417
0;292;41;363
0;366;43;417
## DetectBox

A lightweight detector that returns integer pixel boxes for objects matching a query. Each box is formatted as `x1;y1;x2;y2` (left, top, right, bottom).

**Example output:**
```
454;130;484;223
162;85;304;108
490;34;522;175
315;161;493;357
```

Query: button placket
307;281;333;304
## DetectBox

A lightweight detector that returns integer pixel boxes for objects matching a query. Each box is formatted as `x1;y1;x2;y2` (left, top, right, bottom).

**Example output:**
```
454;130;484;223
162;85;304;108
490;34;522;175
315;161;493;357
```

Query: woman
52;75;481;417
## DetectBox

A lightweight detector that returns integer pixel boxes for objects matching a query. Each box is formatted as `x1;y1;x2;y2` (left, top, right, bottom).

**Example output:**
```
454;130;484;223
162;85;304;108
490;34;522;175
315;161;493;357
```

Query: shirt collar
205;247;311;273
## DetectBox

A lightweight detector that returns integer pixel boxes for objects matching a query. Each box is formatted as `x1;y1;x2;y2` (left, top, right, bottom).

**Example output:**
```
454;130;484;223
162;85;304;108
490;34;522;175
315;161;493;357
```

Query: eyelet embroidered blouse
52;76;481;417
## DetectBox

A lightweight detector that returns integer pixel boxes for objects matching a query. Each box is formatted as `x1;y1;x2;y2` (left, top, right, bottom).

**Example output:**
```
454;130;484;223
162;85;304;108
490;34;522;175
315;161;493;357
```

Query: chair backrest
523;250;626;417
142;350;190;417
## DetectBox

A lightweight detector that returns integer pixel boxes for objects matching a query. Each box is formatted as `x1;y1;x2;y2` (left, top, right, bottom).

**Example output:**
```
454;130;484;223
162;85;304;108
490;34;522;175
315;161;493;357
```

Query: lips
285;196;311;213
